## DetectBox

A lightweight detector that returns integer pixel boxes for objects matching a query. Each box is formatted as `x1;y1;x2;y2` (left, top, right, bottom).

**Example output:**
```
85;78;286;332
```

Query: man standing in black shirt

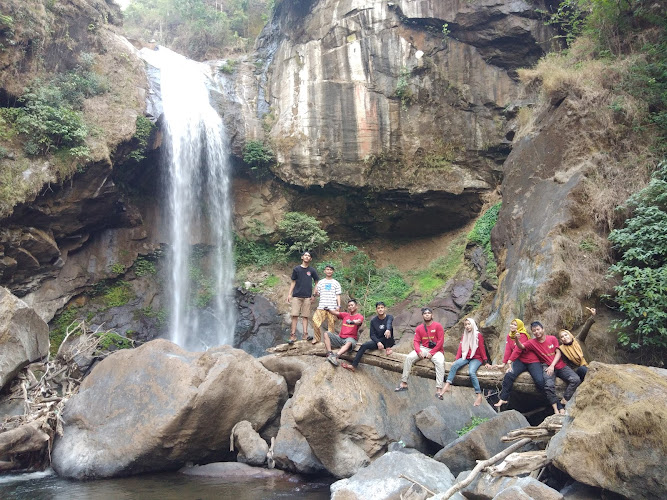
286;251;319;344
342;302;394;372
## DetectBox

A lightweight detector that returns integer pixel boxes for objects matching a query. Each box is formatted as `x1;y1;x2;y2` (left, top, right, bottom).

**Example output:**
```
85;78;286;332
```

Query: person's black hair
348;298;358;305
375;301;386;307
324;264;335;270
530;321;543;329
302;251;312;258
421;307;432;314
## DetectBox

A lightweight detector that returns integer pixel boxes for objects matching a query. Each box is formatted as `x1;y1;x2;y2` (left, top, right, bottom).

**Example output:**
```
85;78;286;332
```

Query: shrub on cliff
277;212;329;254
608;160;667;353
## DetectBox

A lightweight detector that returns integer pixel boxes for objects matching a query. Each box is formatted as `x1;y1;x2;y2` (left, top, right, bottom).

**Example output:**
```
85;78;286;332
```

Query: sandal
341;363;355;372
394;386;408;392
436;393;443;400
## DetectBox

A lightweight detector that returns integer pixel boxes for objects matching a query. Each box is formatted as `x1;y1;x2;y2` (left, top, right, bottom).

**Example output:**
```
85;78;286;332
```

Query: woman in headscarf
493;318;545;409
439;318;490;406
558;307;596;382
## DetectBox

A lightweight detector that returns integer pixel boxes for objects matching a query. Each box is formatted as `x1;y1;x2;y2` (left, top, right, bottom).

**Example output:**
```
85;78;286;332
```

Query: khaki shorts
290;297;312;318
327;331;357;349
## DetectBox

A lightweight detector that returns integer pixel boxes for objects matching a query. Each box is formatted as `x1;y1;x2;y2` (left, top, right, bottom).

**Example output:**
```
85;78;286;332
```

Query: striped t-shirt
316;279;342;309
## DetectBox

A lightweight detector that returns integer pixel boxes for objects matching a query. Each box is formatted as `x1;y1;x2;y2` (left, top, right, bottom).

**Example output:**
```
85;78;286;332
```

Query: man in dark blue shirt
286;251;319;344
342;302;394;371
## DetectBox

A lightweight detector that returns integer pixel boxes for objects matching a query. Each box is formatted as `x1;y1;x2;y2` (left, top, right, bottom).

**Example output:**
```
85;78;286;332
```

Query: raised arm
577;307;596;343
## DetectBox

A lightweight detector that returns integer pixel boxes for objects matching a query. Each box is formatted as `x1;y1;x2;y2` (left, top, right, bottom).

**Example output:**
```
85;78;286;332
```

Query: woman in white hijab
438;318;490;406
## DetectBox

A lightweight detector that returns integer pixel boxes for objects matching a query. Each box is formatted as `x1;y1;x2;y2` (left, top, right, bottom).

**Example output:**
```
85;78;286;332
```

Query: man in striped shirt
311;265;342;344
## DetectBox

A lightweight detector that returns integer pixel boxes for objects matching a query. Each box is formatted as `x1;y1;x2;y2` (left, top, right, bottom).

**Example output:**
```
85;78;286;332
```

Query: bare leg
289;316;298;341
473;393;483;406
301;317;309;340
323;332;333;353
336;342;353;357
493;399;508;408
441;382;452;394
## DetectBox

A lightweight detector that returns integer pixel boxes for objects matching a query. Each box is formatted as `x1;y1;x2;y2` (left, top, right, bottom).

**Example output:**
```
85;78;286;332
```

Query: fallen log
268;341;566;396
0;421;50;457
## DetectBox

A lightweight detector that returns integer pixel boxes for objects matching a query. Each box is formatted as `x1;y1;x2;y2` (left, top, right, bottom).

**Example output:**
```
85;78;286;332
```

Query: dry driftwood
501;414;565;442
0;320;133;473
439;437;533;499
268;341;566;396
487;450;550;477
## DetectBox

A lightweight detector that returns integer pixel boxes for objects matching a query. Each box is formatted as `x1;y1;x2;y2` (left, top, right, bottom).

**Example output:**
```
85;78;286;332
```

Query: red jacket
456;332;488;362
510;336;566;369
413;321;444;356
507;333;541;364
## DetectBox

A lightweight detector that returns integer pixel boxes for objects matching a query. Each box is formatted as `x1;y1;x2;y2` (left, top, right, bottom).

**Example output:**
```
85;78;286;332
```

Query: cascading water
140;47;235;351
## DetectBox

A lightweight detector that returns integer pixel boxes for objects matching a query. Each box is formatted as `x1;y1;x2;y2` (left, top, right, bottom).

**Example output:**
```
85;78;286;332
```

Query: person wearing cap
341;301;394;372
286;251;319;344
311;264;341;344
395;307;445;396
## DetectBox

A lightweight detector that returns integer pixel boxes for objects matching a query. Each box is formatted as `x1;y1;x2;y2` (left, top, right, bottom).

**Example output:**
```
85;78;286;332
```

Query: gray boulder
434;410;529;475
180;461;287;479
547;362;667;500
330;451;465;500
52;340;287;478
0;287;49;390
231;420;269;466
264;358;496;478
414;405;459;446
459;472;564;500
272;397;326;474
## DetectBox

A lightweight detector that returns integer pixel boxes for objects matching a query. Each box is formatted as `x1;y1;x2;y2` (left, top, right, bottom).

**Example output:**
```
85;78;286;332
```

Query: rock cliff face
230;0;558;237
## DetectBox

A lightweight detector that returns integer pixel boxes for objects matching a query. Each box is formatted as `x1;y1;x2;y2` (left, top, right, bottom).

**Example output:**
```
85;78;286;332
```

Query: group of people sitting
286;251;594;411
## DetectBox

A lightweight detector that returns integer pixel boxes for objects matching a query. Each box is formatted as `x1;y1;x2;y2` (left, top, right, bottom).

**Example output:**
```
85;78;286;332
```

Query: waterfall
140;47;235;351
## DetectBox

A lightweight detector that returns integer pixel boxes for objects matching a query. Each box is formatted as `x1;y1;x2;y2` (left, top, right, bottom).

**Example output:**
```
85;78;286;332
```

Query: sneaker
327;352;339;366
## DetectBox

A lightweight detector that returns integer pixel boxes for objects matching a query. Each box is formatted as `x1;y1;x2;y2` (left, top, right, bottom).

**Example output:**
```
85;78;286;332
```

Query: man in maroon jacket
395;308;445;397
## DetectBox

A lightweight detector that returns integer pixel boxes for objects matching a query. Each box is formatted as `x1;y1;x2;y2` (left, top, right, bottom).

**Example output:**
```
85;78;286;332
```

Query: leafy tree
608;160;667;351
242;139;274;179
277;212;329;254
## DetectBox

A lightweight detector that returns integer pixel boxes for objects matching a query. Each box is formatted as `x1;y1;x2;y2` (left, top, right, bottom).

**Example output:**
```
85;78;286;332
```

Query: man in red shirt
323;299;364;366
395;308;445;397
511;321;581;414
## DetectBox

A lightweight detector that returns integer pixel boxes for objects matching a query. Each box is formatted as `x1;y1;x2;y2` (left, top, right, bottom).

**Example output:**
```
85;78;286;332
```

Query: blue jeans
446;358;483;393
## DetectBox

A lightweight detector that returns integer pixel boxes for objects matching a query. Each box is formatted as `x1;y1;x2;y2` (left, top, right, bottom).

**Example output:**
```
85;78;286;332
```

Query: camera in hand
346;319;354;325
428;341;436;349
323;306;329;311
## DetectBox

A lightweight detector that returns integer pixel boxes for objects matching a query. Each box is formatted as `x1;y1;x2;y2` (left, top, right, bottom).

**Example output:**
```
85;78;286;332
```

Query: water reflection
0;470;332;500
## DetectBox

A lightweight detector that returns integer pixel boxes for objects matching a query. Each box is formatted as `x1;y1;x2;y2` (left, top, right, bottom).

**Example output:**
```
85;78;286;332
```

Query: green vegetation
128;116;155;162
277;212;329;254
49;307;81;356
219;59;239;74
96;331;134;351
468;202;502;277
412;236;467;296
456;416;489;436
607;160;667;352
242;140;275;179
101;281;134;310
139;306;168;327
0;54;108;158
124;0;274;60
133;256;157;277
189;254;215;308
110;262;125;275
234;235;289;269
315;246;411;318
541;0;666;149
395;66;413;108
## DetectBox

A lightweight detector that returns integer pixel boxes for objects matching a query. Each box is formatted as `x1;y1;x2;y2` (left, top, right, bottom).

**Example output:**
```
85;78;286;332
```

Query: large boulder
272;397;326;474
230;420;269;466
434;410;530;475
51;340;288;479
264;359;496;478
330;450;465;500
414;406;459;447
459;472;564;500
0;287;49;390
547;362;667;500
